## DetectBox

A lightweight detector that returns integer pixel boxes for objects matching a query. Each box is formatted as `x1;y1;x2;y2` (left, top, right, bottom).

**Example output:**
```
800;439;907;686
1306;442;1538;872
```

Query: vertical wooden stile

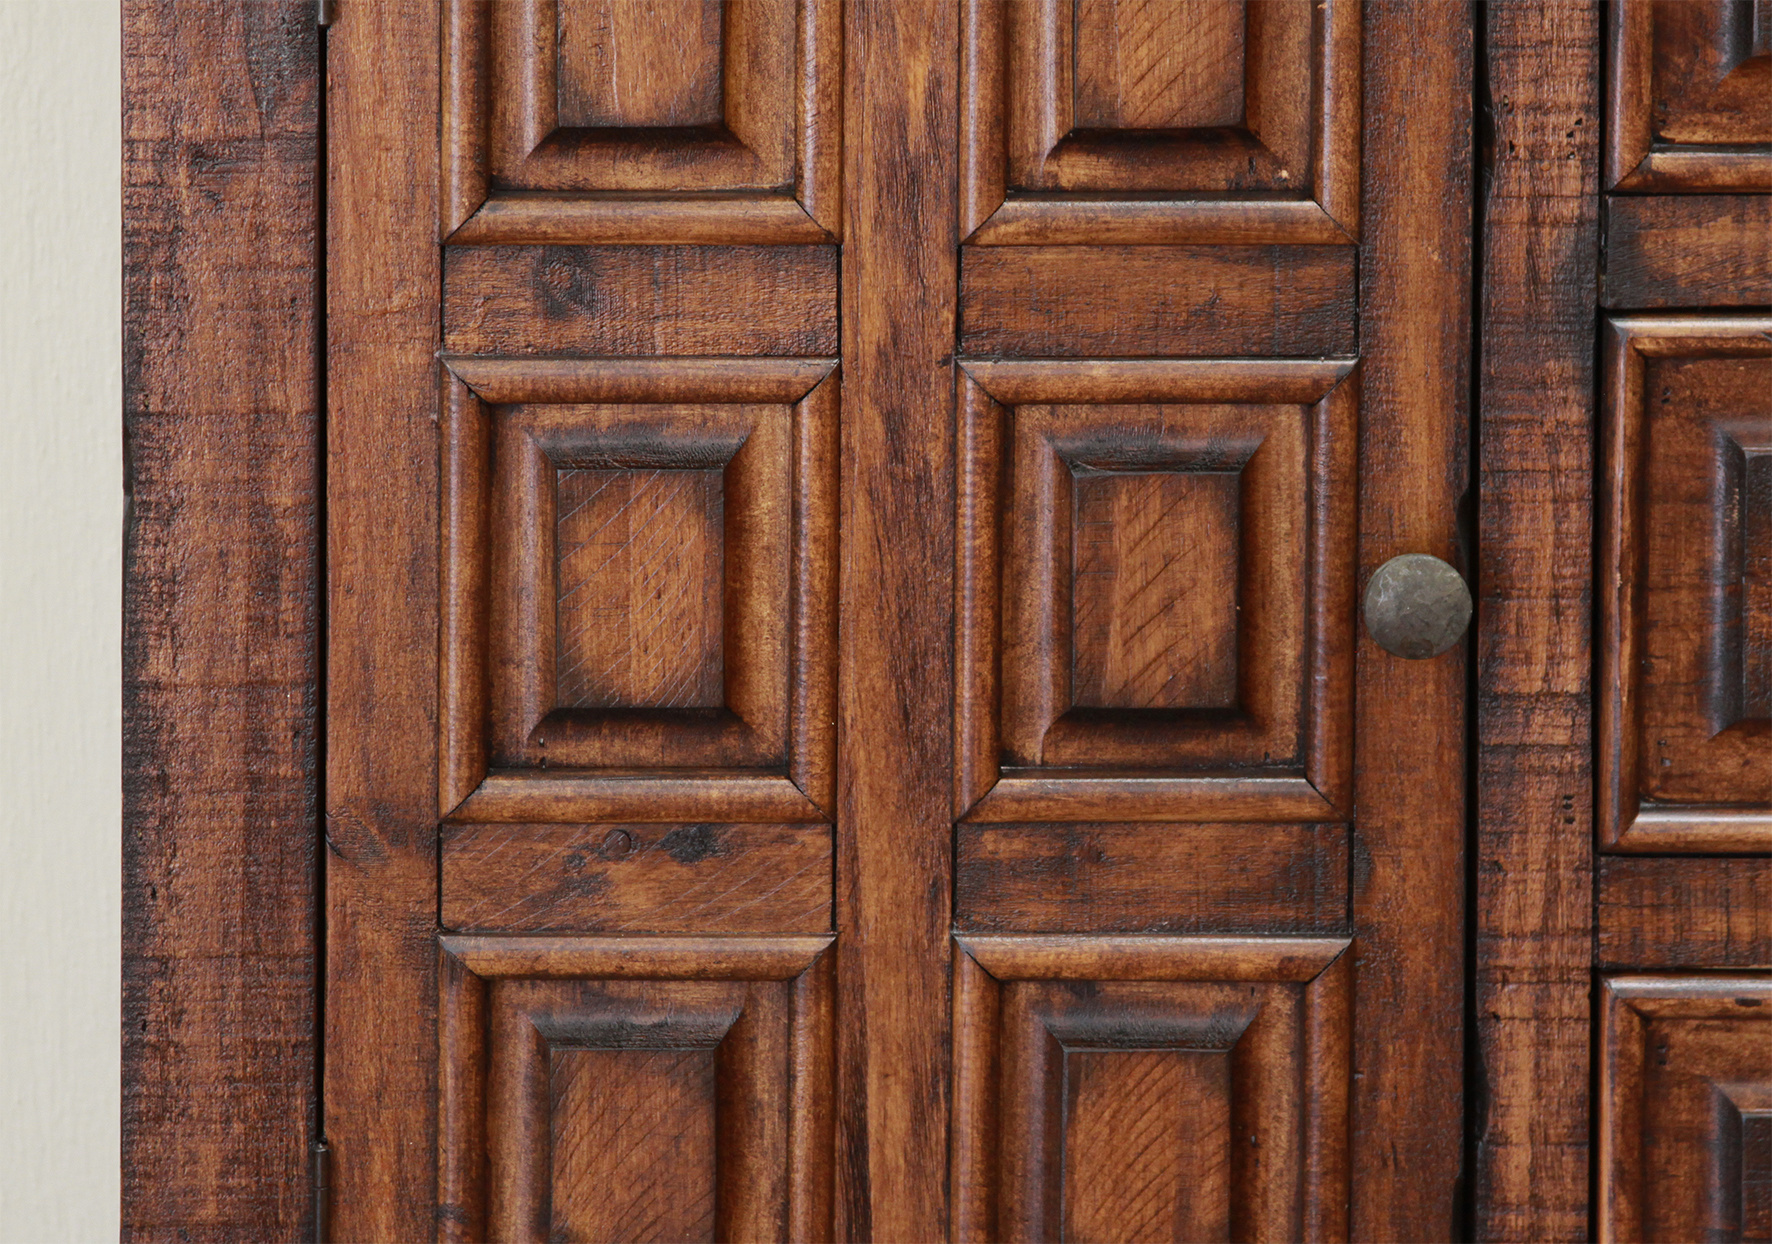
1352;3;1474;1237
835;2;961;1236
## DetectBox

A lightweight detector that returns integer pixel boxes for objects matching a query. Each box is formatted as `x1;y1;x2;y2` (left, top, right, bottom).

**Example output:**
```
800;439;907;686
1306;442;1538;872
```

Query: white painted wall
0;1;123;1240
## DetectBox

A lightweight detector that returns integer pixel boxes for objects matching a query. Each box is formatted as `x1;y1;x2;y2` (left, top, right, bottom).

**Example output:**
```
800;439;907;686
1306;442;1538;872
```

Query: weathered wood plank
1473;4;1600;1239
121;0;318;1237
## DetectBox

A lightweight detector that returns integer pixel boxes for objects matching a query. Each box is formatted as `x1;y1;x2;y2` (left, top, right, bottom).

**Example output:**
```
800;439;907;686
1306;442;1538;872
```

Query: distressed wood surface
955;823;1348;934
1472;4;1600;1239
835;0;959;1235
121;1;318;1237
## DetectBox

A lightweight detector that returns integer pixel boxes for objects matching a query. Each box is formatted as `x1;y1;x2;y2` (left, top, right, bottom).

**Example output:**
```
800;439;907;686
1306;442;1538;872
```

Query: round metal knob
1363;553;1472;659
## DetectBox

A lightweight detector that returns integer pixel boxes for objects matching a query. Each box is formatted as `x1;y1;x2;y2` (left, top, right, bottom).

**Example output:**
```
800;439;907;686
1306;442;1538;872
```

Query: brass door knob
1363;553;1472;659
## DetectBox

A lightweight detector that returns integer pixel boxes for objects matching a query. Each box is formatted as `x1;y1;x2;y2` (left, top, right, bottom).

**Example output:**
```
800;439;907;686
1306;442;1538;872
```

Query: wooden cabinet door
322;2;1472;1239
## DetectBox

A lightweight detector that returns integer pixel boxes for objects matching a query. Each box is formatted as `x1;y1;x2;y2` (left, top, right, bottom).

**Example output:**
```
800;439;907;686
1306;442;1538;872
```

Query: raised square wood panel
444;0;840;243
439;935;833;1242
961;0;1360;243
440;357;836;825
1600;318;1772;851
1608;0;1772;191
1600;975;1772;1244
957;359;1356;823
950;935;1351;1241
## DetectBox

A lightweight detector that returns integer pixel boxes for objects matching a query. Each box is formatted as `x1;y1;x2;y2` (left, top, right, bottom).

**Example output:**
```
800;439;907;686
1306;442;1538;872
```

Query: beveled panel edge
441;354;838;404
439;932;836;980
960;774;1340;825
954;933;1352;982
1608;806;1772;854
449;770;829;824
448;192;833;246
968;197;1354;246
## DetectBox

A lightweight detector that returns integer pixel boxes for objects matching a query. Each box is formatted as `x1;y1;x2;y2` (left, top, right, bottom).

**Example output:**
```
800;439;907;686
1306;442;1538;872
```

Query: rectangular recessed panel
1064;1047;1232;1244
554;466;723;709
1072;0;1247;130
550;1047;717;1244
556;0;725;129
1072;470;1240;709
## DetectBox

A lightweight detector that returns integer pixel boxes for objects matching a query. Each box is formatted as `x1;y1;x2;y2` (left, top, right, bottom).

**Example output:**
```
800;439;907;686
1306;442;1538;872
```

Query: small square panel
554;466;725;710
439;358;836;823
1599;318;1772;852
956;359;1356;824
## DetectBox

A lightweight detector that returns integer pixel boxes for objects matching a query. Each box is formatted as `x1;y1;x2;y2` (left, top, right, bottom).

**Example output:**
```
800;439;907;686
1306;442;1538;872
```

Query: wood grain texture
553;465;725;709
955;823;1348;934
961;0;1359;243
1598;856;1772;970
1602;195;1772;308
444;245;839;356
442;822;833;933
121;0;319;1236
1071;470;1240;709
444;0;840;240
1472;5;1600;1238
1600;318;1772;853
324;0;443;1237
836;0;958;1235
956;359;1356;823
1352;3;1471;1236
555;0;724;130
1072;0;1246;130
1606;0;1772;191
959;245;1357;357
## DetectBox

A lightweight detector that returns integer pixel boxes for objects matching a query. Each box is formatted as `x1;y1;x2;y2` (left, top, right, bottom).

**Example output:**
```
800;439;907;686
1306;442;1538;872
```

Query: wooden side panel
326;3;446;1240
440;937;834;1243
950;936;1352;1243
1472;5;1601;1237
121;0;319;1236
1601;977;1772;1243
